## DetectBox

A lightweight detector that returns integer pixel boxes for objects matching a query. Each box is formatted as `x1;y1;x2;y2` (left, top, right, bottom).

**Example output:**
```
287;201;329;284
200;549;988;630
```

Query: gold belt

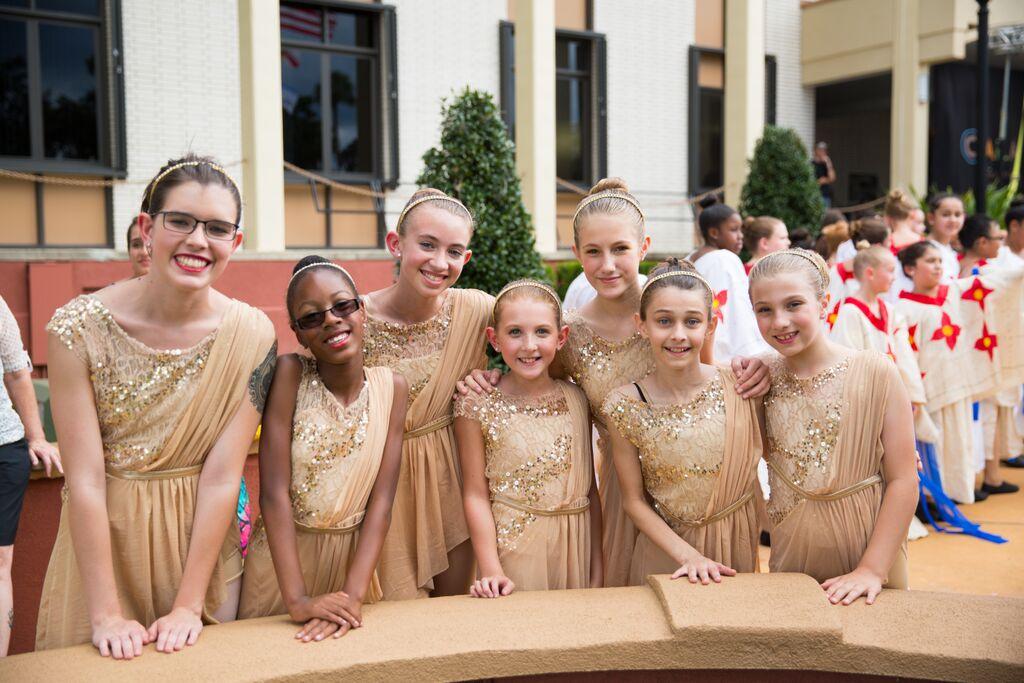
491;494;590;517
404;414;454;440
656;489;755;529
105;463;203;480
767;460;882;502
294;511;365;535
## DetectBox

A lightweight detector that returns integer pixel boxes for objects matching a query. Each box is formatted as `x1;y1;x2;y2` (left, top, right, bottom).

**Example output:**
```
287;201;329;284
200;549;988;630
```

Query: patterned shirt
0;295;32;445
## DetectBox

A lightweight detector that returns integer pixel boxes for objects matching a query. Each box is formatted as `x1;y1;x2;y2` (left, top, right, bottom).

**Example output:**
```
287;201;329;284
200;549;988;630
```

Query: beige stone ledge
3;574;1021;681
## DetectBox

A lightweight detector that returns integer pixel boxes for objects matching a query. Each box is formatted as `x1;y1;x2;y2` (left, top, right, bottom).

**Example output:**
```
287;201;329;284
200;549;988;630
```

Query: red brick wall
0;258;395;364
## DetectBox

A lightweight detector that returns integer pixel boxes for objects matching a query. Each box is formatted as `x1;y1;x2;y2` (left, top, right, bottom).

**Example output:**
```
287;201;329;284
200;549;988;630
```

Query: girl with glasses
361;189;494;599
36;155;277;657
238;256;406;642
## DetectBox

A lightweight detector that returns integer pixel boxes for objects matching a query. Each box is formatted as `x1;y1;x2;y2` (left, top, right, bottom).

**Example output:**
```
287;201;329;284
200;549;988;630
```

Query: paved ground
758;464;1024;597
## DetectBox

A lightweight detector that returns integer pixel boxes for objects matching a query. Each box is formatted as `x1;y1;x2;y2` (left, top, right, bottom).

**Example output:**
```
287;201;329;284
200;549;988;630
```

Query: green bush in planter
740;125;825;236
417;88;546;295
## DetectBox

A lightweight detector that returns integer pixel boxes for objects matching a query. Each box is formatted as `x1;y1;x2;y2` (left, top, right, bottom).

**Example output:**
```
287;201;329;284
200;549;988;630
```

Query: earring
145;242;153;255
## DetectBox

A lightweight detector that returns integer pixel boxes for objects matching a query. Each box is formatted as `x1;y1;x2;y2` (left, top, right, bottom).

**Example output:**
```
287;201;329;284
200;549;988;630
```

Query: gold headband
289;261;355;286
146;161;236;211
572;190;645;226
493;281;562;316
755;249;831;288
641;269;714;299
396;194;470;232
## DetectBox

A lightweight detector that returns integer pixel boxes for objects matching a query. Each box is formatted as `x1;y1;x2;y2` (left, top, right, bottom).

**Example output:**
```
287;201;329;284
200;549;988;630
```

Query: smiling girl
751;249;917;605
238;257;407;642
603;259;763;585
36;155;277;656
458;179;769;587
362;189;493;599
455;280;601;597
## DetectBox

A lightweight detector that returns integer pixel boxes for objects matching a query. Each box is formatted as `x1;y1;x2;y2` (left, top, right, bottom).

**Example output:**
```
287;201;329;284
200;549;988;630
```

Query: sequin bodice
363;295;453;408
289;357;370;527
47;295;214;470
455;384;581;552
559;310;655;424
604;375;727;528
764;357;851;525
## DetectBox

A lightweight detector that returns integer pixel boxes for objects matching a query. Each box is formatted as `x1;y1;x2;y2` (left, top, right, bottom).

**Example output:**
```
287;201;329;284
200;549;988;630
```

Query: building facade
2;0;812;367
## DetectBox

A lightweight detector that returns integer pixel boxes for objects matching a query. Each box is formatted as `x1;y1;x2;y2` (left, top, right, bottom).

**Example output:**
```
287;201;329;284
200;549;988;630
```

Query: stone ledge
3;574;1021;682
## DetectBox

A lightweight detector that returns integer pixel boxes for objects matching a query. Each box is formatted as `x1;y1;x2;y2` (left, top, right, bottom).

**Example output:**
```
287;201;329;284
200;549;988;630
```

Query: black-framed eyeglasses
151;211;240;241
292;298;362;330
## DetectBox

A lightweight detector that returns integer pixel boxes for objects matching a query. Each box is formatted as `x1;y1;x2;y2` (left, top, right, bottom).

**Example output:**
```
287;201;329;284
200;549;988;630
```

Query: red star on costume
930;312;961;350
885;344;897;363
974;324;998;361
827;301;841;330
961;278;993;310
907;324;919;352
712;290;727;323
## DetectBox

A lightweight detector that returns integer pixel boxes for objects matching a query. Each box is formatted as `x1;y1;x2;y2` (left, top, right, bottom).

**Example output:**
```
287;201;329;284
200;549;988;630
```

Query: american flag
281;4;338;67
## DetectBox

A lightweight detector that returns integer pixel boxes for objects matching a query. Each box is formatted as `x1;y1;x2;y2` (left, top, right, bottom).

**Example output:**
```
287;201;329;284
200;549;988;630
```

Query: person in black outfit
813;142;836;208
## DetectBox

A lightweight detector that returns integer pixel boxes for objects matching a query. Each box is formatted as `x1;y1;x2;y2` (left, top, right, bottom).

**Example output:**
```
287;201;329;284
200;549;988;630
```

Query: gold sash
768;459;881;502
491;493;590;517
105;463;203;481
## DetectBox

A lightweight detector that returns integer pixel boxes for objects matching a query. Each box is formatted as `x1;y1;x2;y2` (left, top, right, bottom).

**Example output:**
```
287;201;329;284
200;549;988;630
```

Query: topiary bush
740;125;825;236
417;88;546;295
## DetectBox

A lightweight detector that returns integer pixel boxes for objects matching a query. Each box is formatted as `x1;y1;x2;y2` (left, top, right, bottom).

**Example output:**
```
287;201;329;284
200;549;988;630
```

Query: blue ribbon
917;441;1007;544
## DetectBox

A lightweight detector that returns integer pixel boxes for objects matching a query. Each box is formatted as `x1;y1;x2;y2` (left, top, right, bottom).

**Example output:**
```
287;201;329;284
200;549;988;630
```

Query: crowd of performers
1;155;1021;660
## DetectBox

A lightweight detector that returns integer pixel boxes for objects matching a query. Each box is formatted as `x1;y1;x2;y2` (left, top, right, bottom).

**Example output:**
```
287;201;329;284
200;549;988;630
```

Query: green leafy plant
740;125;825;235
417;88;546;295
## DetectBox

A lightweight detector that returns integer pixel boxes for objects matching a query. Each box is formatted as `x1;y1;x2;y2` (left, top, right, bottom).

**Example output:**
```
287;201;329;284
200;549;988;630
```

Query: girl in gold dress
458;179;770;587
454;281;602;596
603;260;762;585
238;257;407;642
362;189;494;599
36;156;277;656
749;249;918;605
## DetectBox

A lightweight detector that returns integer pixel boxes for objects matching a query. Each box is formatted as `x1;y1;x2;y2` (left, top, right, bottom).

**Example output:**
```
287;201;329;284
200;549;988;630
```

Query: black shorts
0;438;30;546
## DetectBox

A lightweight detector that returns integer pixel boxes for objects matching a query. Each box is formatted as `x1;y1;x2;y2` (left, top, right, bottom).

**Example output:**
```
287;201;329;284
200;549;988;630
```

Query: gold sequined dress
764;350;908;586
454;381;593;591
603;367;762;581
558;309;655;587
363;288;493;598
238;361;395;617
36;294;276;650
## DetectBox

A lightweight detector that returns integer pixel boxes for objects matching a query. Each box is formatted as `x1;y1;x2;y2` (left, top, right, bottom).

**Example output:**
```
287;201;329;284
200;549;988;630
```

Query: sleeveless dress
454;381;593;591
238;361;395;617
558;309;655;587
764;350;909;587
36;294;276;649
603;366;762;582
363;287;493;599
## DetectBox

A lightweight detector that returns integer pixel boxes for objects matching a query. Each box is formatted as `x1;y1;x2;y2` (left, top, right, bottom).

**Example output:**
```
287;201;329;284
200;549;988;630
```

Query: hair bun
589;177;630;195
698;194;720;210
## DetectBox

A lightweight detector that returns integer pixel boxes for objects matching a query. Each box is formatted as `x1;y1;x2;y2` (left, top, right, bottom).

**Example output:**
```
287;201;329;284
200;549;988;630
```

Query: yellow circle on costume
942;325;953;336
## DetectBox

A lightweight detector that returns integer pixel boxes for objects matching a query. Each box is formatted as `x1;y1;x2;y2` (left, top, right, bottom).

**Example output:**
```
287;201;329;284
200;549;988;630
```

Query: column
513;0;557;254
723;0;765;207
890;0;928;194
238;0;286;252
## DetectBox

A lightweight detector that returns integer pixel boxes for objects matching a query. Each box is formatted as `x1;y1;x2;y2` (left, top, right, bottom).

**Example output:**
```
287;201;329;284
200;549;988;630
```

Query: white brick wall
112;0;244;250
765;0;815;153
384;0;506;228
595;0;696;254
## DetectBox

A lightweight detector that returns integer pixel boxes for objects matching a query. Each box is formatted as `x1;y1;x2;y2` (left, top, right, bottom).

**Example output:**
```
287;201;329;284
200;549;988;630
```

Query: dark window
499;22;607;188
688;47;778;195
0;0;124;174
280;1;397;183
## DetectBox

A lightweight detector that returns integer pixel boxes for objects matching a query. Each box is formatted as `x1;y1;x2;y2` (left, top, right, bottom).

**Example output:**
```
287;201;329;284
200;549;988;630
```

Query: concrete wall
766;0;815;152
4;573;1022;680
112;0;245;250
594;0;696;254
384;0;507;231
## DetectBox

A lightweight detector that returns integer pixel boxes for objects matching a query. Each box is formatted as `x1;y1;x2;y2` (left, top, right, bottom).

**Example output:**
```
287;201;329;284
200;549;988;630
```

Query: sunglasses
292;298;361;330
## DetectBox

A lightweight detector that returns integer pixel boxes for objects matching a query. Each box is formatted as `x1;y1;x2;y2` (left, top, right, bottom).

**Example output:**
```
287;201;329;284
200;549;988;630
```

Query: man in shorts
0;295;61;656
